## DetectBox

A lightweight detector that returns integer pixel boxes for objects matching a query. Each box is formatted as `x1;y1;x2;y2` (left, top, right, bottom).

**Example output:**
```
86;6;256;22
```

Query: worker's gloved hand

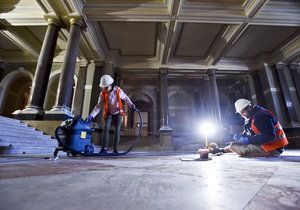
208;143;224;154
237;137;249;145
233;134;242;141
86;115;93;122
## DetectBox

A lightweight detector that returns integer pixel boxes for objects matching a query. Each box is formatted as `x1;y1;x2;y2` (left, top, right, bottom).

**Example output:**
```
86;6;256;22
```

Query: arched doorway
169;91;195;134
127;93;155;136
44;71;77;111
0;69;33;117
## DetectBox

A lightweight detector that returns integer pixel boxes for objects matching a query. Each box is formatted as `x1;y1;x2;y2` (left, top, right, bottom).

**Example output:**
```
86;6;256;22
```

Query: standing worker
210;99;288;157
87;75;136;154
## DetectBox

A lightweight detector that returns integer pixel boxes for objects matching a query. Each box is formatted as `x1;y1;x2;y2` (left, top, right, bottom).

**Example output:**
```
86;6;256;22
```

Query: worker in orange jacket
210;99;288;157
87;75;136;154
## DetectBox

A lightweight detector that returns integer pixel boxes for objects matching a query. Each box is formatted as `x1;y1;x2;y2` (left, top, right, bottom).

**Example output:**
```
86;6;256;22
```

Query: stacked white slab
0;116;57;155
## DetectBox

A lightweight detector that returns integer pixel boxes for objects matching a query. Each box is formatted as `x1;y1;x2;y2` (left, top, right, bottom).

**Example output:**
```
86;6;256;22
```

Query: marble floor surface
0;150;300;210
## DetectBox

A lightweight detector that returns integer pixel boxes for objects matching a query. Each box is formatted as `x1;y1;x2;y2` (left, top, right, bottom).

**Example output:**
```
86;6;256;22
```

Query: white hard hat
235;99;251;113
99;75;114;87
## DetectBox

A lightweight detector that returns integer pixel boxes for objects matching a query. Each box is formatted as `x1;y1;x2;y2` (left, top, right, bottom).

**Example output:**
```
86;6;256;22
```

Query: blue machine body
69;119;93;152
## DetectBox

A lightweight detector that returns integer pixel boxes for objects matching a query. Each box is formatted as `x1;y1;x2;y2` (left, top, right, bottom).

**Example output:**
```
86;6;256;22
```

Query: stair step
0;122;37;131
1;130;44;137
0;120;28;127
1;132;51;140
0;138;56;147
0;116;22;123
0;146;56;155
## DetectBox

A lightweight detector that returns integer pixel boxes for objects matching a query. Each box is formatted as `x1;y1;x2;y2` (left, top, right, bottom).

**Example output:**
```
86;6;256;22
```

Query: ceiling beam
205;23;249;66
161;0;181;65
243;0;269;18
0;27;42;59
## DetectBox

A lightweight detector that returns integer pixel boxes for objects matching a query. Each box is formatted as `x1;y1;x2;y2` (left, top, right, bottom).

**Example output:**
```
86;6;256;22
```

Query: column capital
207;69;216;75
289;63;300;71
94;60;104;67
159;68;169;74
69;13;85;28
44;13;61;26
203;74;209;81
79;60;91;67
276;62;288;70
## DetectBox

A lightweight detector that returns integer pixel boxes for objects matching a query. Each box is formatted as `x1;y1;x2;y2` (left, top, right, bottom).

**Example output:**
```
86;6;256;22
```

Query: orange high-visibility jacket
102;87;126;119
251;110;288;152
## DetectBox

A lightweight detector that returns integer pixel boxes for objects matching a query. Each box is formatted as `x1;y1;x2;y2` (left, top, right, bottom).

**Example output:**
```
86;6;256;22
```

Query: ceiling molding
0;49;36;63
252;1;300;26
243;0;269;18
205;23;249;65
0;28;42;59
161;0;181;64
0;0;47;26
83;0;170;22
271;33;300;64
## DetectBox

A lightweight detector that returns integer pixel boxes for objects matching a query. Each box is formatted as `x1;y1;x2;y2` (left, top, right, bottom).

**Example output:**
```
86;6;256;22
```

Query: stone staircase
0;116;57;155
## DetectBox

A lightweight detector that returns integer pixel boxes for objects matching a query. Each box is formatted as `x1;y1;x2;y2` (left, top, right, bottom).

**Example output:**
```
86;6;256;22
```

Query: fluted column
260;64;288;126
50;15;84;117
276;63;300;123
72;60;90;116
158;68;173;150
207;69;221;123
159;68;171;131
247;74;258;105
290;63;300;101
13;14;60;120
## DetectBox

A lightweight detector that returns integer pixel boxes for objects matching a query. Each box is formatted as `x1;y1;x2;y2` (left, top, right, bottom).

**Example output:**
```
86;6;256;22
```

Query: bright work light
198;121;216;147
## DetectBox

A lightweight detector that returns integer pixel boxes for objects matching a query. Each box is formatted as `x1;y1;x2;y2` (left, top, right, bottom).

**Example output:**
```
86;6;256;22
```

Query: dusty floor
0;150;300;210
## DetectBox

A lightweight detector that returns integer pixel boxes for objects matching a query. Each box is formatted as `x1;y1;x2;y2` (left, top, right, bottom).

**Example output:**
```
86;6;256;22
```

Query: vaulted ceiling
0;0;299;78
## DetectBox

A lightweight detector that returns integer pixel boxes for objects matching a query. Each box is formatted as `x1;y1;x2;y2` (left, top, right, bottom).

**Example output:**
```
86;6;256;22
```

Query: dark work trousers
102;113;122;149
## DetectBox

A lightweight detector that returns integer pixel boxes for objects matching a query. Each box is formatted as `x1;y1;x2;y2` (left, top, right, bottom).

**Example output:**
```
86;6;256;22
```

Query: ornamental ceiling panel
99;22;158;56
226;25;299;58
174;23;224;57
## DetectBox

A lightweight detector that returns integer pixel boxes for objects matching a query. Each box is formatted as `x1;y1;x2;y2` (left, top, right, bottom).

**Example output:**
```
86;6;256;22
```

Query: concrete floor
1;150;300;210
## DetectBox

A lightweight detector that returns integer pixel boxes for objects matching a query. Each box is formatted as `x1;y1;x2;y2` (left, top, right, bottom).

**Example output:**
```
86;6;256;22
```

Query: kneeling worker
211;99;288;157
87;75;136;154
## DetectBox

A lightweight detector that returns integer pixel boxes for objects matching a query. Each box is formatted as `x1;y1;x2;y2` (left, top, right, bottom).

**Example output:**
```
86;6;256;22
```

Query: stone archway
0;69;33;117
168;90;195;133
44;70;78;111
128;91;156;135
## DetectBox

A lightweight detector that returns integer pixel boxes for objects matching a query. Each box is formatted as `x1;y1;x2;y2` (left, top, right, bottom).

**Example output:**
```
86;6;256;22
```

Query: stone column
81;61;96;119
276;63;300;123
72;60;90;116
260;64;288;127
289;63;300;107
14;14;60;120
158;68;173;150
103;55;115;77
207;69;221;124
48;15;84;119
247;74;258;105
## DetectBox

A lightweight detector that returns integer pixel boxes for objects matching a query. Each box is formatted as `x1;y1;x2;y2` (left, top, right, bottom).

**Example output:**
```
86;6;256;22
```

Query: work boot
99;148;107;154
113;148;119;154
